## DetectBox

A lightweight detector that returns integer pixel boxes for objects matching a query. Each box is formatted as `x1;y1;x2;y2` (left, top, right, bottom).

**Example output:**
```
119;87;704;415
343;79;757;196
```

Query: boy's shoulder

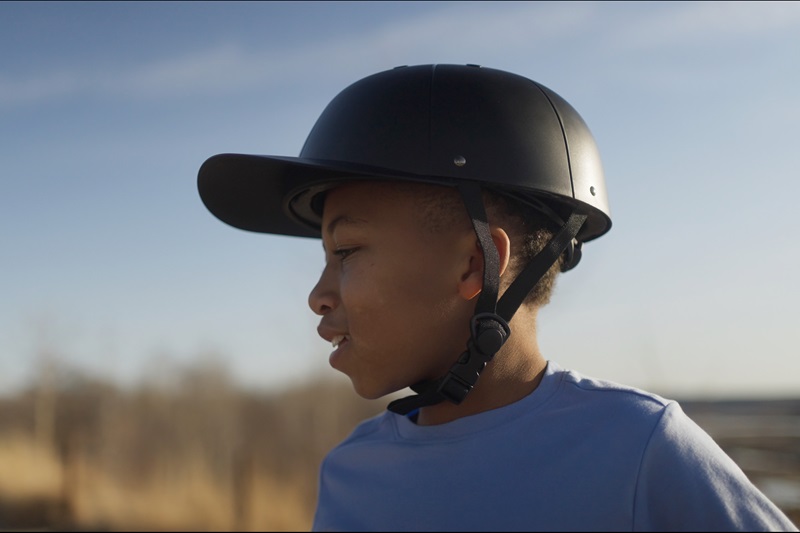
511;362;681;439
554;363;673;411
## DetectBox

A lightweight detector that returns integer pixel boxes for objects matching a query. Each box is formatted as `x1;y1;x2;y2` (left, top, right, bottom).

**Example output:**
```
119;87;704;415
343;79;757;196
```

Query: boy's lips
317;324;350;347
321;326;351;370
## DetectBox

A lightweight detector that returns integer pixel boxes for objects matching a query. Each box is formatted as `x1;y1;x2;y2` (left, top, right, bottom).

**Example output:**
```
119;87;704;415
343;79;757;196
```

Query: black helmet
198;64;612;413
198;64;610;241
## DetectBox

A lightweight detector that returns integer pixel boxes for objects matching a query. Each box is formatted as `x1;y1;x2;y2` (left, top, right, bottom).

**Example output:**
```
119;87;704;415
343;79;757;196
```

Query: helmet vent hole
590;186;596;196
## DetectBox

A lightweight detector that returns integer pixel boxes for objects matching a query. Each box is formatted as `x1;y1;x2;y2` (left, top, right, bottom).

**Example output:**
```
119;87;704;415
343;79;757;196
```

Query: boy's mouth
331;334;350;348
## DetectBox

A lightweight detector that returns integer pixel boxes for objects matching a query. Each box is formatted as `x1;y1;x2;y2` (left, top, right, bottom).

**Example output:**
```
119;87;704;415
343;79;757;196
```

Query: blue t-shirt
313;361;797;531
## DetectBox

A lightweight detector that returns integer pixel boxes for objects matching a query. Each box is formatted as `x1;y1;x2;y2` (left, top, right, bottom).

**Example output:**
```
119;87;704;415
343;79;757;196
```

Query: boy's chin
347;376;407;402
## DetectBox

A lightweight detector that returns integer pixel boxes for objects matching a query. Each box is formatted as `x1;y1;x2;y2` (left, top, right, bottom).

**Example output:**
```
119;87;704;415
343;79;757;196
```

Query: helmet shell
198;64;611;241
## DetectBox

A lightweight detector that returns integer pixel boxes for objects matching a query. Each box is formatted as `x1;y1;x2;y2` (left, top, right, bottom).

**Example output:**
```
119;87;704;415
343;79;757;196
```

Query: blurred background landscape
2;1;799;530
0;357;797;531
0;356;386;530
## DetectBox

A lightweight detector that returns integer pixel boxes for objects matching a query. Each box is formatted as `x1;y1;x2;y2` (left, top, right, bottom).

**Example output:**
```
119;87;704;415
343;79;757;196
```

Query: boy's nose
308;269;338;316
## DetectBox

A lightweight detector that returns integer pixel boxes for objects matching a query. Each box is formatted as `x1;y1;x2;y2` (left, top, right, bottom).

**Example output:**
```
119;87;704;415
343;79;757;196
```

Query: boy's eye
333;247;357;260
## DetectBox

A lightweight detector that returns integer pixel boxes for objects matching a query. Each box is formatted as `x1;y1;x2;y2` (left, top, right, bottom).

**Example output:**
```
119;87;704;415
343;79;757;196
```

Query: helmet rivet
590;186;596;196
454;155;466;167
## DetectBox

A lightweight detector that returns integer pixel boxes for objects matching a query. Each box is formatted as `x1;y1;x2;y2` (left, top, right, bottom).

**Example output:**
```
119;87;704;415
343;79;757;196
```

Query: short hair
395;181;563;309
482;190;563;309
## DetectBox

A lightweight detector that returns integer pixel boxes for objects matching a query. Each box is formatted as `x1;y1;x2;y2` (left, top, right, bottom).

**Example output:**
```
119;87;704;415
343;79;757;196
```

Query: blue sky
2;1;799;398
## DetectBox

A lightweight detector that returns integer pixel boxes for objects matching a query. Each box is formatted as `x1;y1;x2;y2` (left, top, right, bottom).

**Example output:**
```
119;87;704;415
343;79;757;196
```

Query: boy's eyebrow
321;215;368;251
324;215;367;236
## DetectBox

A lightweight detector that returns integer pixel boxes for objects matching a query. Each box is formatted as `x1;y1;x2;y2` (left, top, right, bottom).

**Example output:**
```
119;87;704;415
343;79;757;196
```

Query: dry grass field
0;361;797;530
0;362;384;531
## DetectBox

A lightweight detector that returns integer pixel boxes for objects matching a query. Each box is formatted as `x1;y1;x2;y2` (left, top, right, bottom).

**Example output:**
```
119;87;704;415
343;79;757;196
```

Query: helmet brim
198;151;612;241
197;153;456;237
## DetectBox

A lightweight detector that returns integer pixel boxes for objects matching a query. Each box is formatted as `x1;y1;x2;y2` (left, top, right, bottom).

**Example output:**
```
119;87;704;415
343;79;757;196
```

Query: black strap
495;212;586;321
386;312;510;415
457;183;499;315
387;378;442;415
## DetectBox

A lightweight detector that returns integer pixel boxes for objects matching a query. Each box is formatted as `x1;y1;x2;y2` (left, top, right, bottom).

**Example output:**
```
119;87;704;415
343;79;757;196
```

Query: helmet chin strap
387;184;587;416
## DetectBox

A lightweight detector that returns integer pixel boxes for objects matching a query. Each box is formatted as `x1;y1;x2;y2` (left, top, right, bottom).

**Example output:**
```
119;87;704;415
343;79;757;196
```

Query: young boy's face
309;181;478;399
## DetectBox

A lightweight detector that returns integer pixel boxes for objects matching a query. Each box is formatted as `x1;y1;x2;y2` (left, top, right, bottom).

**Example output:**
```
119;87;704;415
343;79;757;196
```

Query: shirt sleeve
633;401;798;531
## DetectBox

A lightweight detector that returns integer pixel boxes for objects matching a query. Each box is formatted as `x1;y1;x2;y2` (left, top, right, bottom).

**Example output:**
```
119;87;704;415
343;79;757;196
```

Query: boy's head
309;180;563;400
198;64;612;409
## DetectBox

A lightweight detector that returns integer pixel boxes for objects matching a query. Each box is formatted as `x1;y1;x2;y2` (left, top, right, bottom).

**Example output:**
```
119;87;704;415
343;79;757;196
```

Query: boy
198;64;796;531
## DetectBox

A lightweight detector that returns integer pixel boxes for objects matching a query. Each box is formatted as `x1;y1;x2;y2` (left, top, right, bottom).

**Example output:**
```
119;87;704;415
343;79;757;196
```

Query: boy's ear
458;226;511;301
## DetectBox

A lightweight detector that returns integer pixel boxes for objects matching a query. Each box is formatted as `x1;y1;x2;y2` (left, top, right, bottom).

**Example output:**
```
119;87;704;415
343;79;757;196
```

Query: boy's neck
415;332;547;426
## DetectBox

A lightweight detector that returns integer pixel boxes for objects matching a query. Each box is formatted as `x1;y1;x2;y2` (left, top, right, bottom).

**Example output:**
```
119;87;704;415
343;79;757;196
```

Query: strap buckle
436;313;510;405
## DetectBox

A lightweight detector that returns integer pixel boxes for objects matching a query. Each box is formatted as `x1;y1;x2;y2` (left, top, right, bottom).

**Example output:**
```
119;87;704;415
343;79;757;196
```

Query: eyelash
333;247;358;260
